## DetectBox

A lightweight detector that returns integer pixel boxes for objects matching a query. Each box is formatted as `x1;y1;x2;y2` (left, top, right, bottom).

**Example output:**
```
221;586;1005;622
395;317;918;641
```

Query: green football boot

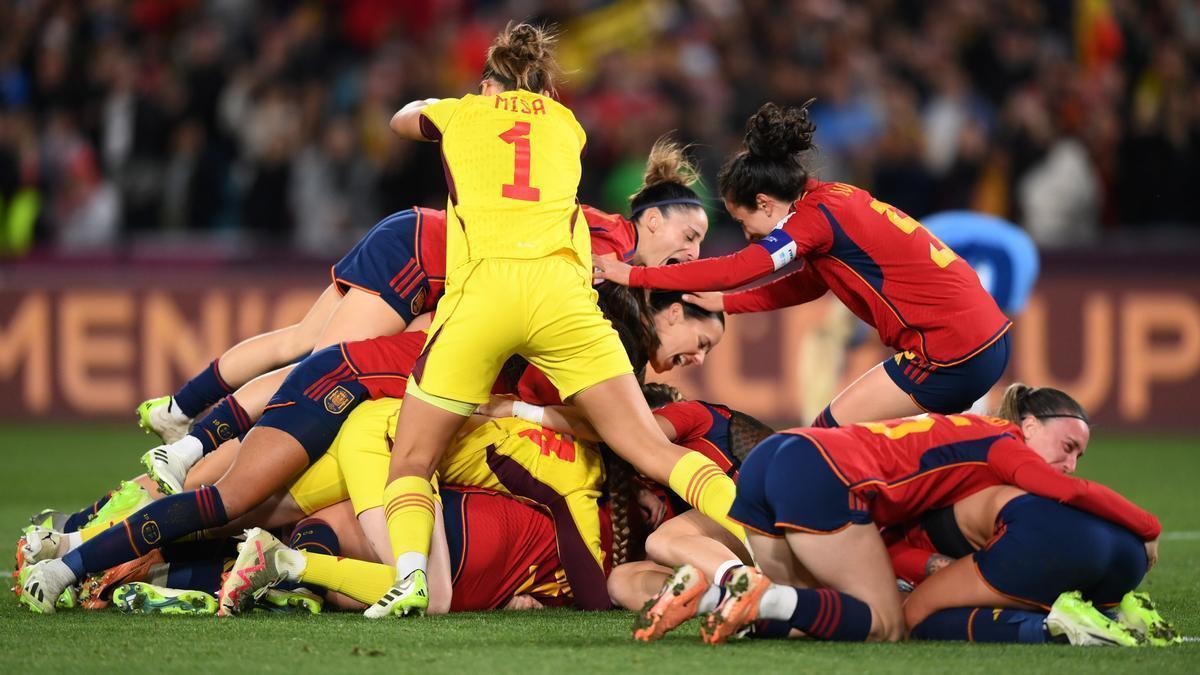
256;587;324;614
363;570;429;619
136;396;192;444
112;582;217;616
86;481;152;529
1117;591;1182;646
1046;591;1143;646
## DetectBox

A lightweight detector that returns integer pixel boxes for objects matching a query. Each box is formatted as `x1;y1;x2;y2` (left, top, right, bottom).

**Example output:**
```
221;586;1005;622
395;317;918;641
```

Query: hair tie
1036;413;1091;425
631;197;704;218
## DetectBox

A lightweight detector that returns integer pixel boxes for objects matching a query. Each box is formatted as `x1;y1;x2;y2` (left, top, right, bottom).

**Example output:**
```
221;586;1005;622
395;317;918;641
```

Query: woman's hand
681;291;725;312
592;254;632;286
503;594;545;611
476;395;516;418
636;488;667;529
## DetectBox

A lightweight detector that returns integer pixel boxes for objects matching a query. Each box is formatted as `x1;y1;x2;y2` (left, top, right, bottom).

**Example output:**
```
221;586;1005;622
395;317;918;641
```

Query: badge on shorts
214;421;234;441
324;386;355;415
411;287;427;316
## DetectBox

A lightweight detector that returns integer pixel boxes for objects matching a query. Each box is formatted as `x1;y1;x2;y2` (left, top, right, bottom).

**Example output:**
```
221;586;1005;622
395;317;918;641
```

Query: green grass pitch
0;423;1197;674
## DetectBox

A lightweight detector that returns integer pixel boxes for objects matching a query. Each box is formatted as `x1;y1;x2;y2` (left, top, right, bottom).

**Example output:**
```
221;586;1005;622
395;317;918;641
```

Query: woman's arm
390;99;441;141
722;264;829;314
477;396;603;442
594;244;778;290
989;438;1162;541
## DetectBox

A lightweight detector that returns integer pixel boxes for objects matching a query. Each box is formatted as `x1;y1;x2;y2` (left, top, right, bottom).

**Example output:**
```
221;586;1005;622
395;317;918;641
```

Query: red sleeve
629;244;777;291
723;264;828;314
777;195;836;255
627;197;834;291
653;402;712;443
888;538;937;586
988;438;1162;540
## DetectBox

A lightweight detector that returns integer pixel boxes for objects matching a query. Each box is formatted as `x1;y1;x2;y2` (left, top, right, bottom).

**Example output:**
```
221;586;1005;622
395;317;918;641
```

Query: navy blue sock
62;493;112;532
288;518;341;556
161;539;238;595
60;485;228;580
161;539;237;595
911;608;1048;643
174;359;235;418
786;587;873;641
811;405;839;428
750;619;794;639
279;519;340;592
190;395;254;455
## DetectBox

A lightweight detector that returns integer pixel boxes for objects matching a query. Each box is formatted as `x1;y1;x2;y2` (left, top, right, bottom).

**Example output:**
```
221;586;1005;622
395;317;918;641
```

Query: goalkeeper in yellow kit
368;22;744;617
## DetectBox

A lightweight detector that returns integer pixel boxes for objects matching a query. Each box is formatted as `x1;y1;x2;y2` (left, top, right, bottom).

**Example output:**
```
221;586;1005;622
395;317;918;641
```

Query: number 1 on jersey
500;122;541;202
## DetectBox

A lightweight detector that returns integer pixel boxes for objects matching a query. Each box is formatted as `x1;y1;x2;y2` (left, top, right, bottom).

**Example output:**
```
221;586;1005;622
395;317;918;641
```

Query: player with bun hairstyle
479;382;773;641
595;102;1012;427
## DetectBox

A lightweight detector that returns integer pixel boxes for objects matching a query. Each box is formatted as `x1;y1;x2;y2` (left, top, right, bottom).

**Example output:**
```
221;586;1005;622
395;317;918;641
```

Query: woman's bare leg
214;285;343;389
902;555;1040;630
827;361;925;426
609;561;673;610
783;524;906;641
211;427;311;518
644;509;751;579
311;288;409;349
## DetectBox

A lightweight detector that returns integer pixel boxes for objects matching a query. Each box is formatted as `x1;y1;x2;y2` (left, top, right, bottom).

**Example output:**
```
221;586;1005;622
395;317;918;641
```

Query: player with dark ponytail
595;101;1012;427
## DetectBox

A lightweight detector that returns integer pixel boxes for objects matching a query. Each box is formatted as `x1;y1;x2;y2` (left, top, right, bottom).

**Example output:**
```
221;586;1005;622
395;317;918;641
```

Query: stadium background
0;1;1198;671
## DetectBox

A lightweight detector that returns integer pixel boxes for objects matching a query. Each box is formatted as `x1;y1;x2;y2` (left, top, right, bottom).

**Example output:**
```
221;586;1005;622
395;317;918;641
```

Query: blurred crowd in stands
0;0;1197;257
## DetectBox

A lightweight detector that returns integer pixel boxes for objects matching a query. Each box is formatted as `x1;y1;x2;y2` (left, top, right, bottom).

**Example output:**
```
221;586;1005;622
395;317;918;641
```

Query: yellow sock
299;551;395;605
79;516;127;543
668;451;746;543
382;476;436;569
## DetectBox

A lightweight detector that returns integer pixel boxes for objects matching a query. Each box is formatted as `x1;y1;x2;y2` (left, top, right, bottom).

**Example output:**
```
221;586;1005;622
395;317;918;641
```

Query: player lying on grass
137;135;711;446
689;384;1160;645
58;485;627;617
472;382;773;637
216;392;652;615
141;285;724;496
217;388;638;614
594;102;1012;428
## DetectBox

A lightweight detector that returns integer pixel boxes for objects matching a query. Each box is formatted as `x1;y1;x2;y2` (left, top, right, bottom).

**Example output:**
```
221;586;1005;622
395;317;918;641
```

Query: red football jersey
782;414;1160;539
339;330;427;400
446;487;613;611
654;401;738;478
628;181;1011;365
581;204;639;262
413;207;448;311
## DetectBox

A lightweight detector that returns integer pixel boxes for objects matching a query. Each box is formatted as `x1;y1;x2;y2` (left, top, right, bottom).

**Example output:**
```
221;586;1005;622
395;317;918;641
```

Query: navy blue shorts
729;434;871;537
257;345;369;464
975;494;1147;609
883;333;1010;414
331;209;432;323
